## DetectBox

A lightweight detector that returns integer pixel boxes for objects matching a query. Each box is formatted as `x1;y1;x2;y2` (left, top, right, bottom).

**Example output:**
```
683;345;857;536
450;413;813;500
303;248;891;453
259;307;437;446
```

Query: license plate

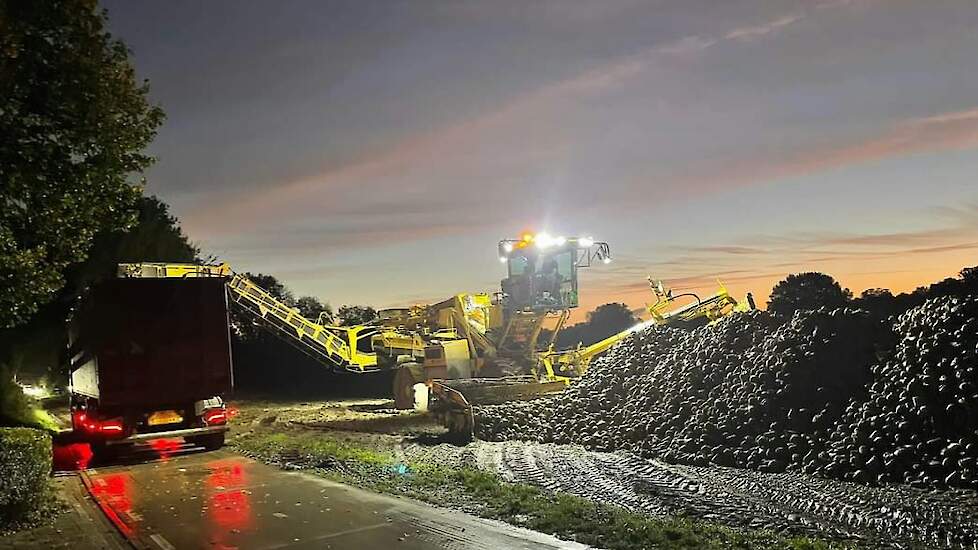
148;410;183;426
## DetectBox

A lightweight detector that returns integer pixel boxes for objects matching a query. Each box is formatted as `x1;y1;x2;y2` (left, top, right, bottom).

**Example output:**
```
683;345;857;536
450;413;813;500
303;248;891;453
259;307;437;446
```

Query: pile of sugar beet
475;295;978;488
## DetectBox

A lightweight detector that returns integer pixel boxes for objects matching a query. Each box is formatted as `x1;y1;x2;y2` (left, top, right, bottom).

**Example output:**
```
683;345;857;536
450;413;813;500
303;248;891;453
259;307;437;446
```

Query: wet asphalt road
76;441;586;550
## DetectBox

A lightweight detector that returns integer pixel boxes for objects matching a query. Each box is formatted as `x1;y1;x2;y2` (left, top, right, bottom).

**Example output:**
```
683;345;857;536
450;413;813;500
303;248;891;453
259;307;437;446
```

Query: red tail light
203;408;227;425
72;410;87;430
99;419;125;435
72;411;125;437
73;410;99;432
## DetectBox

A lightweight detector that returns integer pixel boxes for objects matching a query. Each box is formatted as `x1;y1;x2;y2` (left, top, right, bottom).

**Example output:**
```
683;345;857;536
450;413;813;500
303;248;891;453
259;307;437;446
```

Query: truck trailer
67;277;233;457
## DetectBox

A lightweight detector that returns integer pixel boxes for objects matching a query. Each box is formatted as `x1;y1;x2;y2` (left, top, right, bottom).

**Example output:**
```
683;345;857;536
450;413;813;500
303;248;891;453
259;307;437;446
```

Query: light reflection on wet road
68;444;585;550
53;441;94;471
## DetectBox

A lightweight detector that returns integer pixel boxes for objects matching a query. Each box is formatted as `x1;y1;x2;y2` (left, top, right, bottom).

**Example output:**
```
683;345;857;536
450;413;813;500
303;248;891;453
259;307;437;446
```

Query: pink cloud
663;106;978;198
725;14;804;41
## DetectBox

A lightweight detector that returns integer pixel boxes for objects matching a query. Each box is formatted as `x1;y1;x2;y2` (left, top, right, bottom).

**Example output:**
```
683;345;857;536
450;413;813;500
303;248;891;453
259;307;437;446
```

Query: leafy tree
296;296;333;324
0;0;164;328
905;265;978;305
768;272;852;316
961;266;978;284
851;288;901;319
846;266;978;320
63;196;199;299
960;266;978;296
336;305;378;326
921;266;978;297
586;303;638;331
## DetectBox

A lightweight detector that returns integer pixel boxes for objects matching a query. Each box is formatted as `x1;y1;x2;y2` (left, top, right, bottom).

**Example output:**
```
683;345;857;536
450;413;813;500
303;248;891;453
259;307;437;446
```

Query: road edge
78;470;145;550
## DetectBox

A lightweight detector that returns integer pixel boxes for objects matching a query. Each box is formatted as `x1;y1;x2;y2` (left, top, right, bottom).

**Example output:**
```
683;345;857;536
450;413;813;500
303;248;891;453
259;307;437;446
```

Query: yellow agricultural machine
118;233;755;437
646;276;757;327
378;233;616;411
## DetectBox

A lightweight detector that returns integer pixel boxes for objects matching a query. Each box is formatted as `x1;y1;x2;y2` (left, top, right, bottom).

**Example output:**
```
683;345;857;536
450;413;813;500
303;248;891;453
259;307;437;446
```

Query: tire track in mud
400;439;978;549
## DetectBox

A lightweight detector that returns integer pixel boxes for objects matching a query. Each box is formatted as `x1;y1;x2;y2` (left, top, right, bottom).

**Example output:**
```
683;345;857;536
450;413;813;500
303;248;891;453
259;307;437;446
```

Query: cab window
554;250;574;279
508;254;530;276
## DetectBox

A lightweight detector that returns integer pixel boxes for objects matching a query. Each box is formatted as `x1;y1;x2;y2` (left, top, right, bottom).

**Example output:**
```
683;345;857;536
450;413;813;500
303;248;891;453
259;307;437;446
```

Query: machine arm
538;319;656;380
647;278;755;325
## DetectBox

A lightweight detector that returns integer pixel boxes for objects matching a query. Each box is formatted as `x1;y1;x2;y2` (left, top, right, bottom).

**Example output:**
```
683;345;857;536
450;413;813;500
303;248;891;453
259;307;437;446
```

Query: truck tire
393;364;421;410
189;432;225;451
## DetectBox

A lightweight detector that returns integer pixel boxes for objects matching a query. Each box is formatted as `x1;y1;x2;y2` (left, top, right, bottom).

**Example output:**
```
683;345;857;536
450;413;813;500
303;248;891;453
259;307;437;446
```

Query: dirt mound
475;296;978;488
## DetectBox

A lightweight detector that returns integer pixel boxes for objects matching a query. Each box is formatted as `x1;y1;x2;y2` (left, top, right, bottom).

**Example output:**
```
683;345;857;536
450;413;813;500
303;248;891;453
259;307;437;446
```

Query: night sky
101;1;978;319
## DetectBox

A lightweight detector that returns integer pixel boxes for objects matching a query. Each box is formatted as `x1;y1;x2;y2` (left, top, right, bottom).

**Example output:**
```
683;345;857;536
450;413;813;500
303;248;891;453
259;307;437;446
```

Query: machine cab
497;234;610;313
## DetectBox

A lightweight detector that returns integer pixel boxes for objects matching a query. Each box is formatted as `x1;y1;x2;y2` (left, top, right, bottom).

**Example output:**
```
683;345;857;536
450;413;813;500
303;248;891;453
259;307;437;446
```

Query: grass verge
231;426;850;550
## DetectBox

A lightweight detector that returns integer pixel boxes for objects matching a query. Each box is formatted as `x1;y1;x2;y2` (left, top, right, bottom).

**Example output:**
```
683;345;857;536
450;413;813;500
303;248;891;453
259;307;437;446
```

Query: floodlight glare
535;232;554;248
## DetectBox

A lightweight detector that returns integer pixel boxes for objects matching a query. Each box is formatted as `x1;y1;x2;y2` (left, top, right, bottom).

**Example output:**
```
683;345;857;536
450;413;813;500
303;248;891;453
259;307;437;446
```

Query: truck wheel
189;432;225;451
393;365;421;410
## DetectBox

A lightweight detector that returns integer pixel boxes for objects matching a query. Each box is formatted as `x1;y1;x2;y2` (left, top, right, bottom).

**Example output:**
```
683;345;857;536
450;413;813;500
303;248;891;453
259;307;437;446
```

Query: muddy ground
230;398;978;549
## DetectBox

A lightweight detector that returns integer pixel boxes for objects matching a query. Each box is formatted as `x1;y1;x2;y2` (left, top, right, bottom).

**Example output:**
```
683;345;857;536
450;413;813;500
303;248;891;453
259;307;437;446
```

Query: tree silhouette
958;266;978;290
63;196;199;299
296;296;333;324
851;288;904;319
336;305;378;326
768;272;852;316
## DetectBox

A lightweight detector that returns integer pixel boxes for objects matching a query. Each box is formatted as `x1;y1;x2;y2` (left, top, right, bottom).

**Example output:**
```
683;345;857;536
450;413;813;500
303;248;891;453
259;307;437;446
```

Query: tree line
767;270;978;319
